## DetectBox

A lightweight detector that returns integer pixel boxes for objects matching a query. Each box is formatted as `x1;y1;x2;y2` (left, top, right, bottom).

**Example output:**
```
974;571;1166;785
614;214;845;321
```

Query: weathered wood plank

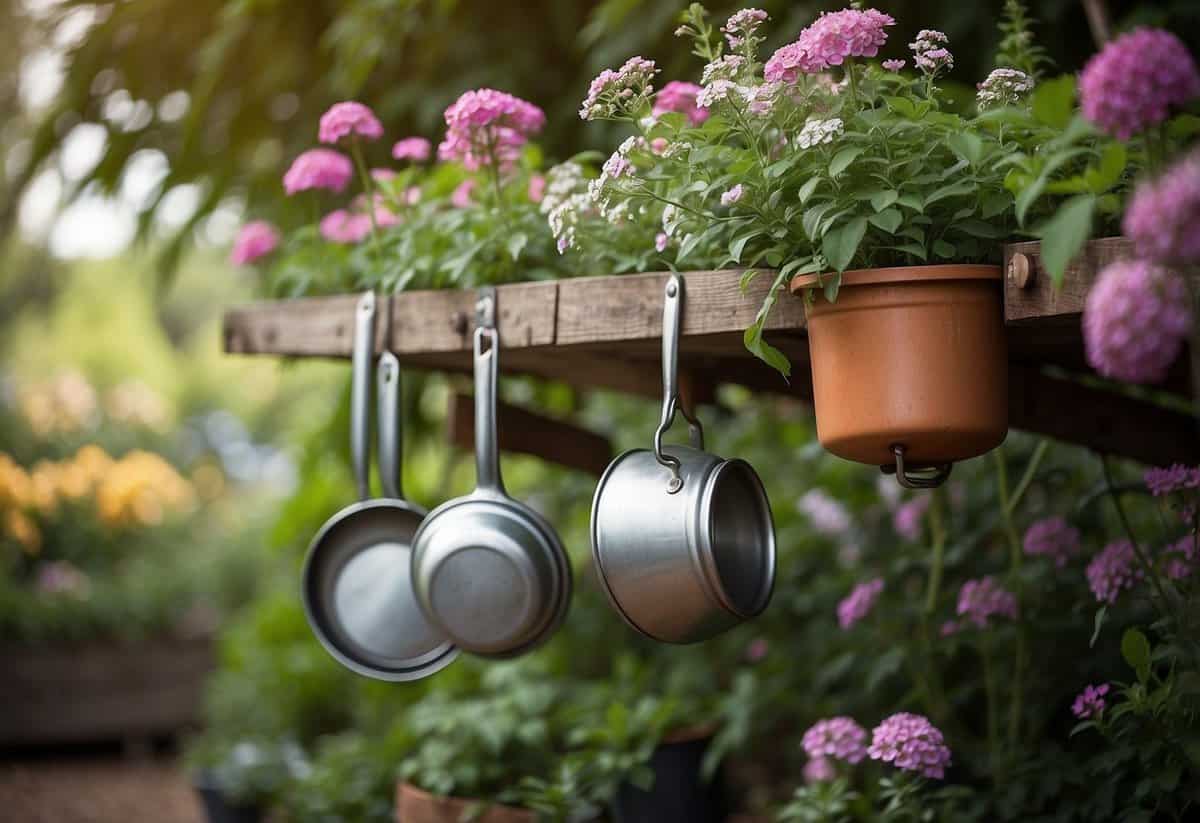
1003;236;1132;322
223;294;369;357
390;281;558;354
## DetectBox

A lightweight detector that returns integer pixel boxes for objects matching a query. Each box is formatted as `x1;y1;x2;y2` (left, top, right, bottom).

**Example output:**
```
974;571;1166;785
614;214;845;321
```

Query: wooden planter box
0;635;215;746
222;238;1198;466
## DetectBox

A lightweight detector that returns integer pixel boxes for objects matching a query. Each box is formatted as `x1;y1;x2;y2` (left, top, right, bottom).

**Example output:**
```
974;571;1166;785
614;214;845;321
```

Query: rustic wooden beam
447;392;614;477
1003;236;1132;323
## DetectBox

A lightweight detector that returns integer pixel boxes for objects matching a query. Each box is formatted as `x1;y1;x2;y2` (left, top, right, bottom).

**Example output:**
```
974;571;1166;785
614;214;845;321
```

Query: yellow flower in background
73;444;114;486
18;372;98;436
94;449;194;528
105;380;172;430
3;508;41;555
28;461;60;514
0;454;33;509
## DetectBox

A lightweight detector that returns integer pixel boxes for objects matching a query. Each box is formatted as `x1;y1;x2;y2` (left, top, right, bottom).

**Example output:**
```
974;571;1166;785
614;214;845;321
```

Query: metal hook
880;444;953;489
653;275;706;494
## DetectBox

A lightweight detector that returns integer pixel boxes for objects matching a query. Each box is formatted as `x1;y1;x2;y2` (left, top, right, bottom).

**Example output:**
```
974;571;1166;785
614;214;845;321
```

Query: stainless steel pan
302;292;457;680
590;274;776;644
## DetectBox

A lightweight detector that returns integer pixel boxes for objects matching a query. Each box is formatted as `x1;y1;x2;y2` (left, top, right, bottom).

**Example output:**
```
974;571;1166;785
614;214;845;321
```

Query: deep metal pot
410;288;571;658
301;292;457;681
590;275;775;644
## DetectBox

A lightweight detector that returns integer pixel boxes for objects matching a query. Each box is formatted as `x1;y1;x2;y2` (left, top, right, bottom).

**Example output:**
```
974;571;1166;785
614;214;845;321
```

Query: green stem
846;63;859;107
995;446;1032;750
980;633;1002;783
1101;455;1178;623
349;138;383;267
924;491;946;615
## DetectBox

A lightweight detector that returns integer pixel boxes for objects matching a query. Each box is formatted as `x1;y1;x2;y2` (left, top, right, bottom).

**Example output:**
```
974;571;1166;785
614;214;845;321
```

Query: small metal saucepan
411;287;571;658
302;292;457;681
590;274;776;644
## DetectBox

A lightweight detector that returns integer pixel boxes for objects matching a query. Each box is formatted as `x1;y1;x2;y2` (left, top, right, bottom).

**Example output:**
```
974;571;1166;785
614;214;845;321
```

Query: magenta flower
318;101;384;144
939;620;958;637
910;30;953;76
893;495;931;541
956;577;1018;629
371;168;397;182
283;149;353;195
450;179;476;208
580;56;658;120
228;220;280;266
882;59;906;72
1086;539;1145;604
837;577;883;629
36;561;89;596
868;713;952;779
528;175;546;203
1023;516;1082;568
404;186;421;206
802;716;868;764
802;756;837;784
1162;534;1199;580
720;184;744;206
438;89;545;172
653;81;709;126
722;8;769;49
797;489;851;535
745;637;769;663
1124;150;1200;265
765;8;894;82
1082;260;1191;384
1079;28;1200;140
392;137;433;162
319;209;371;244
655;232;669;253
1071;683;1110;720
1145;464;1200;496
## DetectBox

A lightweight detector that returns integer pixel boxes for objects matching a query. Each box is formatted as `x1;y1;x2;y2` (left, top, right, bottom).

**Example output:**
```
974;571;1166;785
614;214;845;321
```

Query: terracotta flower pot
791;265;1008;477
395;782;535;823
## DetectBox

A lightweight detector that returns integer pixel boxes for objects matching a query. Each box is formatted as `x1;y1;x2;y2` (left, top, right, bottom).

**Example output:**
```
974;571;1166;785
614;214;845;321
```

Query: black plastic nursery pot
193;775;264;823
613;728;727;823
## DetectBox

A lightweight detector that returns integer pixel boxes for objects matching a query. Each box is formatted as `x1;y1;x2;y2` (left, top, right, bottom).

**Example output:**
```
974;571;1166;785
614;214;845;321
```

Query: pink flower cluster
1124;149;1200;265
867;713;952;779
1071;683;1110;719
722;8;769;49
1082;260;1191;384
797;489;850;535
1163;534;1198;580
893;495;931;541
956;576;1017;629
764;8;894;83
392;137;432;162
1022;516;1082;568
229;220;280;265
801;716;868;764
882;59;906;72
319;209;372;244
837;577;883;629
438;88;546;172
1079;28;1200;140
720;183;744;206
36;560;89;595
318;101;383;144
580;56;658;121
1086;539;1145;604
653;81;709;126
802;756;836;783
1145;464;1200;496
283;149;353;195
910;30;953;76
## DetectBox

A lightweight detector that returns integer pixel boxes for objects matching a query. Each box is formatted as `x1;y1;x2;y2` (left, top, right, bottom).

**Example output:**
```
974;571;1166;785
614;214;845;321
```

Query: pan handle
474;287;505;494
377;350;404;500
653;274;704;493
351;292;376;501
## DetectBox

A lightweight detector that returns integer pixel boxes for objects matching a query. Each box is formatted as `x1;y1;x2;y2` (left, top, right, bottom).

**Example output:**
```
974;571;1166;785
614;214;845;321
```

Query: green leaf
744;321;791;378
883;96;917;118
797;177;821;205
869;190;898;212
829;146;865;178
891;242;927;261
1036;194;1096;287
505;232;528;261
932;239;956;258
896;192;924;213
802;203;835;241
729;232;759;264
1122;628;1152;683
947;132;984;166
739;269;760;293
821;217;868;273
924;179;975;205
1032;74;1077;129
1167;113;1200;140
1084;142;1127;194
867;207;902;234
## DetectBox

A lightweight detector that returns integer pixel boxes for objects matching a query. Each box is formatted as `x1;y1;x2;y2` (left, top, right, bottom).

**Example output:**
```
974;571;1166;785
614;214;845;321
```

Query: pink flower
764;8;895;83
392;137;433;162
868;713;952;779
940;620;958;637
528;174;546;203
1145;464;1200;496
655;232;669;253
910;30;953;75
650;137;669;155
722;8;769;49
1162;534;1199;580
283;149;353;195
451;179;476;208
1080;28;1200;140
36;561;89;596
837;577;883;629
319;209;372;244
882;59;906;72
802;717;868;764
803;756;837;784
318;101;384;144
1023;516;1082;568
1071;683;1110;719
720;183;744;205
405;186;421;206
653;81;709;126
371;168;397;182
580;56;658;120
1082;260;1191;384
1086;539;1145;604
893;495;931;541
956;577;1018;628
372;195;402;228
229;220;279;265
1124;150;1200;265
797;489;850;535
745;637;769;663
438;89;545;172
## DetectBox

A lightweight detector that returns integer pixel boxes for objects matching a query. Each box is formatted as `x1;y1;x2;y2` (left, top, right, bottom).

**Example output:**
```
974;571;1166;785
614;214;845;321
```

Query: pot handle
351;291;376;501
473;287;505;494
882;444;953;489
653;274;704;493
377;349;404;500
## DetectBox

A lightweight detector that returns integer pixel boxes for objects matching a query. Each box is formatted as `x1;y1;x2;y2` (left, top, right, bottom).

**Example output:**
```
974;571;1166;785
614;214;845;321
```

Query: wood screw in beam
1008;253;1034;289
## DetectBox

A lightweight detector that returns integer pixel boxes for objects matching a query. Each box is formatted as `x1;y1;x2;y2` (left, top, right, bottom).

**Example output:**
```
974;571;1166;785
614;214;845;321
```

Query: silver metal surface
301;294;457;681
410;287;571;658
590;275;776;644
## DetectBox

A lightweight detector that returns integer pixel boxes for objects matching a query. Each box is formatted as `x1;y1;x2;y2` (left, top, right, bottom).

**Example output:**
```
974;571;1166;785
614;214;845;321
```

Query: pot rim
396;782;536;819
790;263;1001;292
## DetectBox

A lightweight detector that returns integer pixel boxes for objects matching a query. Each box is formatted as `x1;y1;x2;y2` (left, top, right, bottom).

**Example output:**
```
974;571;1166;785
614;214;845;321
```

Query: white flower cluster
588;136;641;218
796;117;844;149
975;68;1034;109
701;55;746;85
661;140;692;159
540;162;587;215
542;162;594;254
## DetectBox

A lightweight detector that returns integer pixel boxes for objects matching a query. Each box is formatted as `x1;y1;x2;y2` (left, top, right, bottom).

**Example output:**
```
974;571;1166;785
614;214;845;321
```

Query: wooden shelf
224;239;1198;467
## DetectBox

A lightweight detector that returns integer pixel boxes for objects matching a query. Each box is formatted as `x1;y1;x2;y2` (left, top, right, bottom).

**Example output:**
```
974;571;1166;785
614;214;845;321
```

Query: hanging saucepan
302;292;457;681
410;287;571;658
590;274;776;644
